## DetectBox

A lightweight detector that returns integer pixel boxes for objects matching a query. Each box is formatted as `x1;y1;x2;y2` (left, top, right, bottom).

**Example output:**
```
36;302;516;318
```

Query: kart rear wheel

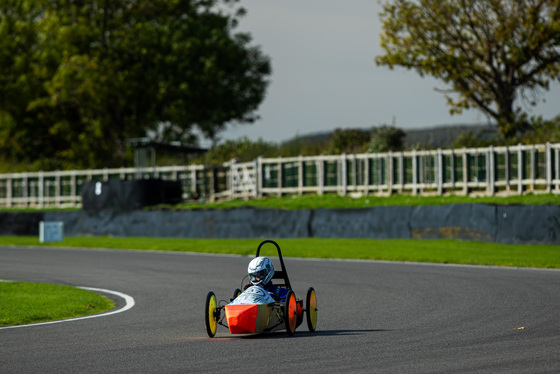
231;288;242;302
306;287;318;332
205;292;218;338
284;290;297;336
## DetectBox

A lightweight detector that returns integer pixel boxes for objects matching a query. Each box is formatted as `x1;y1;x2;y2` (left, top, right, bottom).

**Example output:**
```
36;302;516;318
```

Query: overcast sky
218;0;560;144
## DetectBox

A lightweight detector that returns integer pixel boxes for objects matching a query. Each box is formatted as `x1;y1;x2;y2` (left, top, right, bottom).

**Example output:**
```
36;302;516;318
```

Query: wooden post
546;142;552;193
488;146;495;196
317;157;324;196
298;155;304;196
462;149;468;195
412;150;418;196
277;158;283;197
7;176;12;207
387;152;393;196
340;153;347;196
504;147;510;193
517;144;523;194
437;149;443;195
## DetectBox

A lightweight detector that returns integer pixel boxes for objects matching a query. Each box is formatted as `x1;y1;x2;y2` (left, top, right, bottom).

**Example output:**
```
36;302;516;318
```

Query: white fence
1;143;558;208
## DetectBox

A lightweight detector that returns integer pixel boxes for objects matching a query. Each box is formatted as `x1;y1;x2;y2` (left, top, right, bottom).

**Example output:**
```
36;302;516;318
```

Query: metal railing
0;143;558;208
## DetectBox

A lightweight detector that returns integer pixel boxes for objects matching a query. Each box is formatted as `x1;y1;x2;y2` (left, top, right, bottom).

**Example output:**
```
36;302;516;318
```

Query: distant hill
282;124;498;151
403;124;498;149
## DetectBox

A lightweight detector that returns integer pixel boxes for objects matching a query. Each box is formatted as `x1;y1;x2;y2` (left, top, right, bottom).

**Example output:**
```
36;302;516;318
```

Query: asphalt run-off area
1;246;559;373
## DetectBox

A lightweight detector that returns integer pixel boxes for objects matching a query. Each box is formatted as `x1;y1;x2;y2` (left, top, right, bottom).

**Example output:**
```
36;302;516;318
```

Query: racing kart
204;240;318;337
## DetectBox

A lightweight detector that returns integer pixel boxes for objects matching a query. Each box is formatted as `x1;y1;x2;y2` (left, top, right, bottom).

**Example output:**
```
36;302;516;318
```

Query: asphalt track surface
1;245;559;373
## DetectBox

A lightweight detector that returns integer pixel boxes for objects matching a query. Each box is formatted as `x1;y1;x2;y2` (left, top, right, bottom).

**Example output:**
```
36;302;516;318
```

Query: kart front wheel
306;287;318;332
231;288;242;302
205;291;218;338
284;290;297;336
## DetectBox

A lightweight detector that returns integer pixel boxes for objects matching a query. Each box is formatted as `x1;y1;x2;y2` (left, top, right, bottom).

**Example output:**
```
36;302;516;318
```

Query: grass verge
170;193;560;210
0;281;116;327
2;192;559;213
1;236;559;269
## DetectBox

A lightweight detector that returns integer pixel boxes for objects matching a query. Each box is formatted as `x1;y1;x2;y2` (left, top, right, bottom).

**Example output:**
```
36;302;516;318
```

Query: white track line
0;286;135;330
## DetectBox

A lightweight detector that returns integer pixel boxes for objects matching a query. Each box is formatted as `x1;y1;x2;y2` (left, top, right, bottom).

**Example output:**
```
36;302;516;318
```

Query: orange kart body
225;301;303;334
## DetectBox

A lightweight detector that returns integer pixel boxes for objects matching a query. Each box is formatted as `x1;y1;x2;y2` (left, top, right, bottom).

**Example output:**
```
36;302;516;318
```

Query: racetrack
1;245;559;373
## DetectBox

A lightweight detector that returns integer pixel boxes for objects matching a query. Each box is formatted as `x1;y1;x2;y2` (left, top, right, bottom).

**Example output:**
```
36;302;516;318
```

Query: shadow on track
233;329;390;340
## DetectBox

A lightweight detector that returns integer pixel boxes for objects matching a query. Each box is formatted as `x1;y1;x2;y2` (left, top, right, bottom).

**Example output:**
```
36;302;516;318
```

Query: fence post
488;146;495;196
546;142;552;193
38;172;44;208
530;145;536;192
517;144;523;194
317;157;324;196
298;155;304;196
504;147;510;192
450;150;455;188
71;171;77;206
437;149;443;195
352;154;357;191
412;150;417;195
228;159;235;201
387;152;393;195
7;176;12;207
277;157;283;197
363;156;370;195
256;157;263;198
462;149;468;195
397;152;403;193
340;153;347;196
55;172;61;206
554;147;560;191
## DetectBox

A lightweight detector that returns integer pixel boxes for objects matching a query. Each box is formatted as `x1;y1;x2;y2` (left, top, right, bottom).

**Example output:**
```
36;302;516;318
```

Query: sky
218;0;560;144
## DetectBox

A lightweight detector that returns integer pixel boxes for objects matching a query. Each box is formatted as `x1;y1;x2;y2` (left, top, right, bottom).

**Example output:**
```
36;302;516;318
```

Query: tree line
0;0;270;171
191;117;560;165
1;0;559;172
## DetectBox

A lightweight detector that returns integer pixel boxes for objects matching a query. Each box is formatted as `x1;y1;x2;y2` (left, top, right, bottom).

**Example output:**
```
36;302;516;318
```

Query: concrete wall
3;204;560;244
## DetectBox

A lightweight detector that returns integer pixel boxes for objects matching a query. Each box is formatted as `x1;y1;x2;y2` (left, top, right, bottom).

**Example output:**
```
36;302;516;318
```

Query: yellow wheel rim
308;290;317;330
206;294;217;336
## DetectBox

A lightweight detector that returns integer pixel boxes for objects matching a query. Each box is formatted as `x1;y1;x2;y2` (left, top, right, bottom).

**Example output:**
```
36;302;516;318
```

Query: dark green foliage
200;137;278;164
0;0;271;170
376;0;560;138
329;128;371;154
368;125;405;153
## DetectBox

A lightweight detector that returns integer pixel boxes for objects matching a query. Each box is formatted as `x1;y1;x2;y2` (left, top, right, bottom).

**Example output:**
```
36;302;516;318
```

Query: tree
367;125;405;153
328;128;371;154
200;137;277;164
375;0;560;138
0;0;271;170
0;1;47;166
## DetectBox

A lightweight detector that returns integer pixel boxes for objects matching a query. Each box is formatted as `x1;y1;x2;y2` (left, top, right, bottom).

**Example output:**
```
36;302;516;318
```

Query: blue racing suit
263;282;288;302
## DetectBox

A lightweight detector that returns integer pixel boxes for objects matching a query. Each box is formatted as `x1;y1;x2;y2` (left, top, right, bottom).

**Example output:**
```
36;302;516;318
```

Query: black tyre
231;288;242;302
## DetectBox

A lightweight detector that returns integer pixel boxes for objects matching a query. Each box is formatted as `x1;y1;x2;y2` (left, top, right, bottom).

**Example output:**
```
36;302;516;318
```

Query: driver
247;256;286;301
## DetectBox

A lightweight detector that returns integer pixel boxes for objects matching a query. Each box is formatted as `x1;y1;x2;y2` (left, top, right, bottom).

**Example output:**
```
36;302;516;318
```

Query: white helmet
248;257;274;287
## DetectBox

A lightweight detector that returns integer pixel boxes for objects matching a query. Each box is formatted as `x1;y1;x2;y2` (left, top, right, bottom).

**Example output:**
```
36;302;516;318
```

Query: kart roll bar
256;240;292;290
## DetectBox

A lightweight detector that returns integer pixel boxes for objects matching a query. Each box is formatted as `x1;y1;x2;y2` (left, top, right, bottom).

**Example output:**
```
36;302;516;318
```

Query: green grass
1;192;559;213
169;192;560;210
0;281;116;327
1;236;559;269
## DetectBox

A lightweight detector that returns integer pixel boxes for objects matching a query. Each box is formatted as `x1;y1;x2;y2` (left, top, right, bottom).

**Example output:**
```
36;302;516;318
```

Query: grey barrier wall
3;205;560;244
44;209;312;239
